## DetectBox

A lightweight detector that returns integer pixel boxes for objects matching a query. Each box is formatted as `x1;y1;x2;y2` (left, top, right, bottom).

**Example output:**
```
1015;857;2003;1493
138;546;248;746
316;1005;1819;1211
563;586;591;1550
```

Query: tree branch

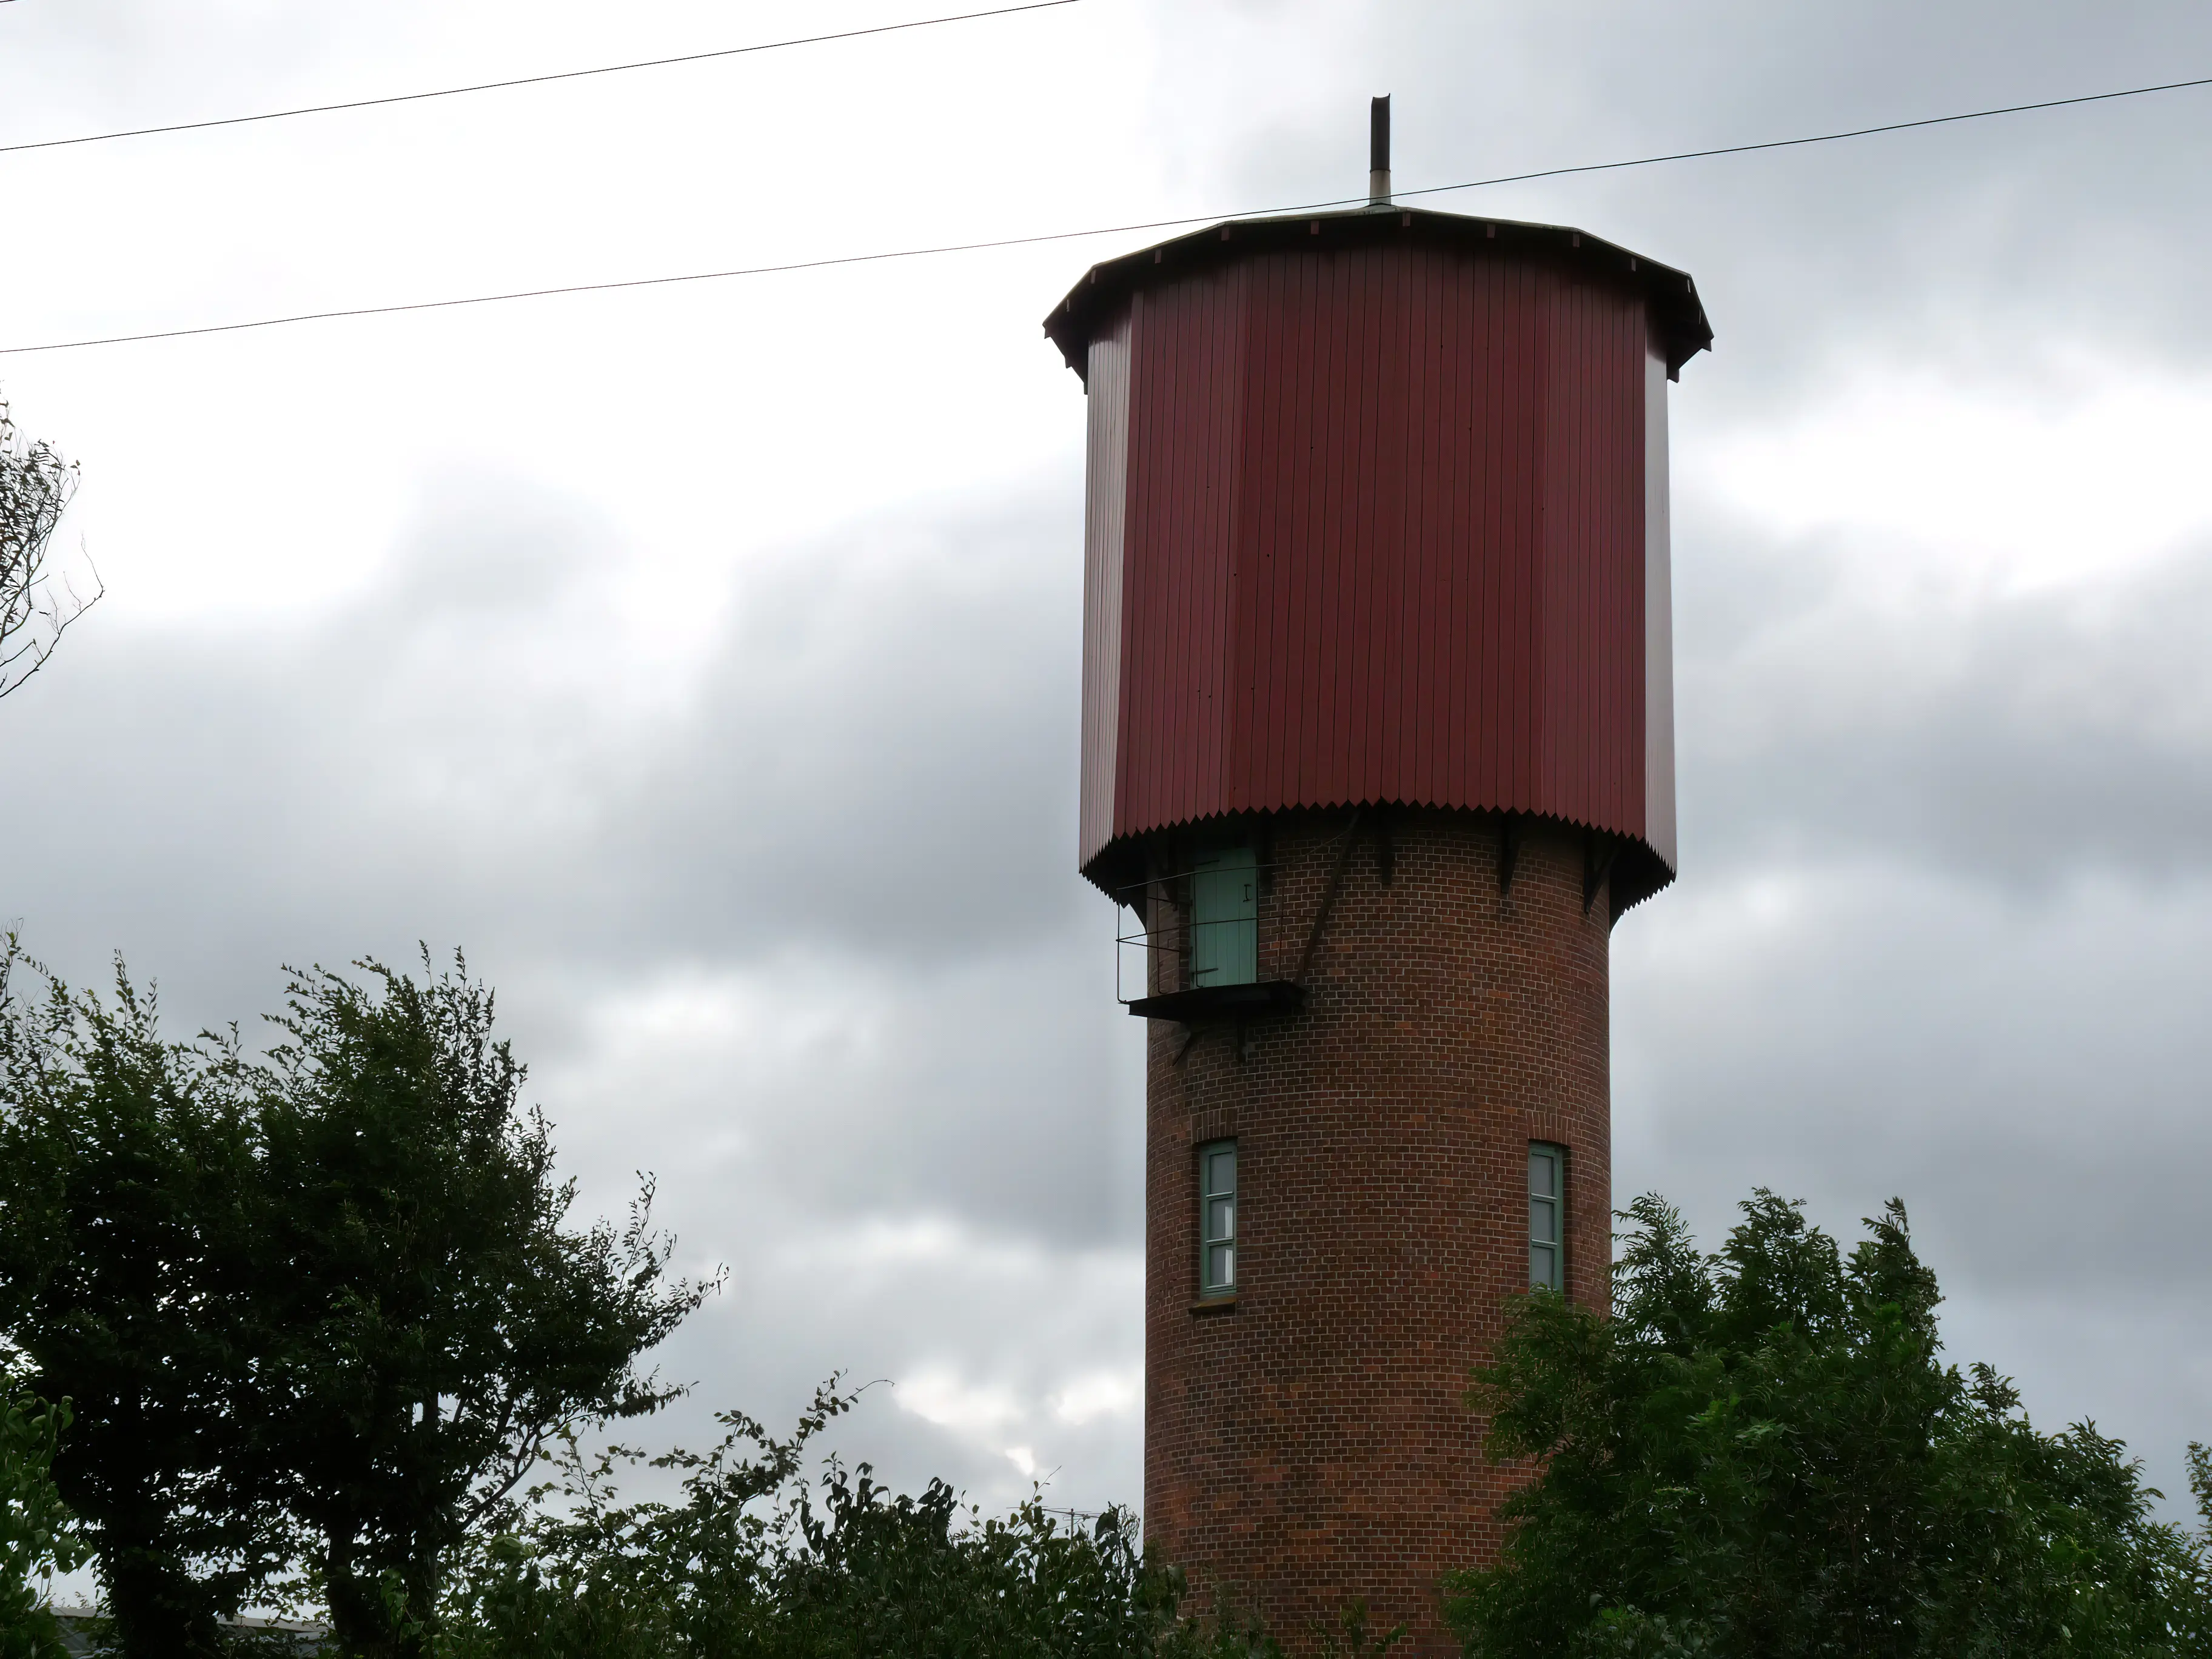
0;398;95;702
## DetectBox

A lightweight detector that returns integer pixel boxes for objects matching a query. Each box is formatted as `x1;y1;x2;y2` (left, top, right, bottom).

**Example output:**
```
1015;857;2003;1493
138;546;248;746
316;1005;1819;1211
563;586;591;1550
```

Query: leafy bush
1446;1191;2212;1658
437;1381;1281;1659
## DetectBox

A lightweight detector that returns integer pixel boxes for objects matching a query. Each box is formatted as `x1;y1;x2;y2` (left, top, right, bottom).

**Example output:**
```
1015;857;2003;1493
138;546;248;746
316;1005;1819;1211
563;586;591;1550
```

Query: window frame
1528;1141;1566;1294
1197;1139;1238;1300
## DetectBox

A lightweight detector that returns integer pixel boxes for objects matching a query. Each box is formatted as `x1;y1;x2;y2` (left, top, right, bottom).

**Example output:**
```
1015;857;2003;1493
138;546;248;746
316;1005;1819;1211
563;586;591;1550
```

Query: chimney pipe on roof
1369;95;1391;207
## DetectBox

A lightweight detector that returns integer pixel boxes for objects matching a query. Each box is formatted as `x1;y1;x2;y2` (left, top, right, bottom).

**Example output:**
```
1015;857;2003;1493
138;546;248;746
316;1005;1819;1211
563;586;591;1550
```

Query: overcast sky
2;0;2209;1527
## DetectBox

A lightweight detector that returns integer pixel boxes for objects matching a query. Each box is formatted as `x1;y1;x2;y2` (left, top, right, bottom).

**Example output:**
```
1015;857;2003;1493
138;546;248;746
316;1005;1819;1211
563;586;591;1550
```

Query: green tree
0;945;278;1657
0;946;712;1658
0;1387;85;1659
1446;1191;2210;1658
249;955;711;1658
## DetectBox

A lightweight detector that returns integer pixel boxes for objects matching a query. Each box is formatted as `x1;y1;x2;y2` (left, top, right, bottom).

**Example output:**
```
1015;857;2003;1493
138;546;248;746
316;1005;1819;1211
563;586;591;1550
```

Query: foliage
1445;1190;2212;1658
2181;1444;2212;1650
435;1380;1284;1659
0;397;97;702
0;942;276;1657
0;945;710;1659
249;954;713;1657
0;1386;85;1659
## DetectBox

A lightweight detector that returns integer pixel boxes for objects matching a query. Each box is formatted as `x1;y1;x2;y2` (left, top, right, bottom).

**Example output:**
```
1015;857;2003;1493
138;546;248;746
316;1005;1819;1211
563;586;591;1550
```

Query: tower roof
1045;204;1713;382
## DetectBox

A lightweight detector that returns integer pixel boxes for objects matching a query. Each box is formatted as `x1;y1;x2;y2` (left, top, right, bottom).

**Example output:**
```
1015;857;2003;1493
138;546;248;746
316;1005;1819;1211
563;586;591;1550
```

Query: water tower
1045;101;1709;1652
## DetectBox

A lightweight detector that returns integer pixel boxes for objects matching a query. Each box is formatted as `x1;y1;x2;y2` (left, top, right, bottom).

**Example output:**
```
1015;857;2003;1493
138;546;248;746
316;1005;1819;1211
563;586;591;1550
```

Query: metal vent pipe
1369;95;1391;206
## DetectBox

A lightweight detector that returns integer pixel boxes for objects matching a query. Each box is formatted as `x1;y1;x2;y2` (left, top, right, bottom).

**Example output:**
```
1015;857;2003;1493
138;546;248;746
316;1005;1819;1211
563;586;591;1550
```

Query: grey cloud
540;939;1140;1255
607;498;1087;965
2;471;1088;1012
2;463;1138;1225
1675;529;2212;887
1618;866;2212;1273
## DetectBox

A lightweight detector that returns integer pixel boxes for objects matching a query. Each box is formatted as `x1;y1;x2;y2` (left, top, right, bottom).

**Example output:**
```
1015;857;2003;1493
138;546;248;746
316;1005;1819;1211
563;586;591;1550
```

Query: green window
1529;1142;1564;1293
1190;846;1258;987
1199;1140;1237;1298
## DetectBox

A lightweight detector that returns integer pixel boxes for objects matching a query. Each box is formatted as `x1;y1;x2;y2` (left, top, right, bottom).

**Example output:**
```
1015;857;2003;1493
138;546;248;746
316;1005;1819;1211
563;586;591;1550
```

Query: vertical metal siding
1081;238;1667;881
1539;275;1647;836
1643;338;1678;874
1077;308;1132;870
1115;267;1248;842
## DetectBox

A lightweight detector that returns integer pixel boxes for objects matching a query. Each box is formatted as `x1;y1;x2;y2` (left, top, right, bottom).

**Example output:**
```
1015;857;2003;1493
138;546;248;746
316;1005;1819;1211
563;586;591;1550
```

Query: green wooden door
1190;846;1258;986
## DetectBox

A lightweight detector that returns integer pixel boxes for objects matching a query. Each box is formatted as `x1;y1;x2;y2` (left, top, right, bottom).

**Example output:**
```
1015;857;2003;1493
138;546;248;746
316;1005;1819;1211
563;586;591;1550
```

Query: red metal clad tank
1048;201;1709;1654
1051;206;1708;912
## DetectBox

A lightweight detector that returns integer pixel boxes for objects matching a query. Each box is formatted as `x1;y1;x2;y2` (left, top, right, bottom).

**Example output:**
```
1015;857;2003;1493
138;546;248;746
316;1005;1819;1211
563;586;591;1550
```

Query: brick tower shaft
1141;811;1609;1651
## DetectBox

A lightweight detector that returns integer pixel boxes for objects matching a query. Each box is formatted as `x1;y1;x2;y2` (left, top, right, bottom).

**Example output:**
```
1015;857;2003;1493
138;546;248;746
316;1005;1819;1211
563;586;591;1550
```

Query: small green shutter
1190;846;1258;986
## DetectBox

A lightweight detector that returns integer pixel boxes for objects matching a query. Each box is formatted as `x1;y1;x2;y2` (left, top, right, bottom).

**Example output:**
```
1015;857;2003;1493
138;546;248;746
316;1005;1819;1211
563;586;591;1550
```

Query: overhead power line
0;1;1080;158
1390;72;2212;199
5;69;2210;357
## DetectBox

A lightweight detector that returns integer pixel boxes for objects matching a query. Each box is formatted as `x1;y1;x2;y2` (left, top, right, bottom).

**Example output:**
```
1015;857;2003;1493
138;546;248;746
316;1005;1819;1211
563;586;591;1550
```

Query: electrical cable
1391;72;2212;200
5;68;2209;357
0;1;1081;158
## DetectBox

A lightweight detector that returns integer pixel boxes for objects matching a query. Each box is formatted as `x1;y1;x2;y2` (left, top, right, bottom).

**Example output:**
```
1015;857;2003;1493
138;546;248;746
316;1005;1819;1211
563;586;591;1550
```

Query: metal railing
1110;859;1279;1005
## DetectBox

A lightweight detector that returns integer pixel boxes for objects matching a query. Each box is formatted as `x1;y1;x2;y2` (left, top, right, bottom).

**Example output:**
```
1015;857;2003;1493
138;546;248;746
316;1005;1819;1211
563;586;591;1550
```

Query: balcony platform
1123;980;1305;1022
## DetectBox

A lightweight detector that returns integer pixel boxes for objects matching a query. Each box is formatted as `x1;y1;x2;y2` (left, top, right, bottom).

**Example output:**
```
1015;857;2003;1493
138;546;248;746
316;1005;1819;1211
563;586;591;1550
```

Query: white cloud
1695;360;2212;596
894;1370;1024;1436
1051;1370;1141;1427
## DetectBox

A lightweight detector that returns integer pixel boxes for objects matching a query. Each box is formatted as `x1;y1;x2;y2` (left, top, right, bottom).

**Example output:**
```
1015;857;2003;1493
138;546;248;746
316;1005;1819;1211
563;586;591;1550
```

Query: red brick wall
1142;808;1612;1656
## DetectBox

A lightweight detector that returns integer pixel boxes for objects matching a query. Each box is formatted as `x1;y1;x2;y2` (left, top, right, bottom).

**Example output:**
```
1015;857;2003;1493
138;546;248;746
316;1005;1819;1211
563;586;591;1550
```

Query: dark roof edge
1044;204;1712;381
